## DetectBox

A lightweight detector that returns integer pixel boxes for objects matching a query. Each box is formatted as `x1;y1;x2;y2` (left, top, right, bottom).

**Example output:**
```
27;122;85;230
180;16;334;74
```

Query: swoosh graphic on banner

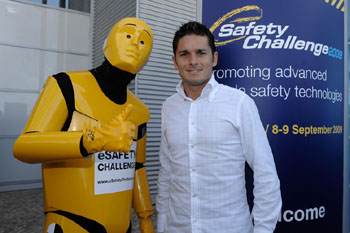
209;5;263;47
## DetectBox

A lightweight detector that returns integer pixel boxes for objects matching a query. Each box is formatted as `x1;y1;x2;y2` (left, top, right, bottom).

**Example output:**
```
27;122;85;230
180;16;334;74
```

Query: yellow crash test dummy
13;17;155;233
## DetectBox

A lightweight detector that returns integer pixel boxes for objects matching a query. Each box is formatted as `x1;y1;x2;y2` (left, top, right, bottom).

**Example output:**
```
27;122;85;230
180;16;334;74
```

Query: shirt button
192;194;197;198
191;144;194;148
192;169;196;172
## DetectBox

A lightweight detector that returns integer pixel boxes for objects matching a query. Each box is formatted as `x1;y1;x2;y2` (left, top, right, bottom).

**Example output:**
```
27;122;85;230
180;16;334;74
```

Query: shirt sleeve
156;103;171;233
237;95;282;233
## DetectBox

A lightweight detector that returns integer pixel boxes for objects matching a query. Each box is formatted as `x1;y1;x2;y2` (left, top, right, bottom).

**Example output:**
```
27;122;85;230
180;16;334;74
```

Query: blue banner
202;1;345;232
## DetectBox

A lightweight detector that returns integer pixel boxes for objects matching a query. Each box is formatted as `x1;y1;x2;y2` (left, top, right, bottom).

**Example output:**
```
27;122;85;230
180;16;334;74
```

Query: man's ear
212;51;218;67
172;55;179;70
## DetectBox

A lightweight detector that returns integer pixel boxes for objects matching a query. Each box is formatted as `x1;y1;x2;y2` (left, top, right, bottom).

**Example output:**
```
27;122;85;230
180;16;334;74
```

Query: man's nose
189;53;198;65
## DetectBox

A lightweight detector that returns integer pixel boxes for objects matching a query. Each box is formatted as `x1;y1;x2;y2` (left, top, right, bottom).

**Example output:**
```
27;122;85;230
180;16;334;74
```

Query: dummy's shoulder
126;90;150;111
64;70;92;77
126;90;150;121
63;70;94;82
49;71;94;87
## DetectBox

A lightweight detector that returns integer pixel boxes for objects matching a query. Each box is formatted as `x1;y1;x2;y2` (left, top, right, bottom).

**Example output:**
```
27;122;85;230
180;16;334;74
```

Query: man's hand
82;104;136;154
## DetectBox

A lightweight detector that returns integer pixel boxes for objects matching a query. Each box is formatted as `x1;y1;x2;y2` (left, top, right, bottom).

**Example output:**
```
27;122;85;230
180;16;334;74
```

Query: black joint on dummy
79;136;89;157
135;162;144;170
137;123;147;140
52;72;75;131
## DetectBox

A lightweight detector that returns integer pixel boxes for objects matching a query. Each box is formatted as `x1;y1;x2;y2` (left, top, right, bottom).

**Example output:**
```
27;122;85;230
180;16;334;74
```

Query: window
20;0;90;13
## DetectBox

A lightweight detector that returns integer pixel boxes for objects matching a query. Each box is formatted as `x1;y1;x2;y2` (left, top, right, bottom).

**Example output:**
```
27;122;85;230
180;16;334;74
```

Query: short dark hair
172;21;216;56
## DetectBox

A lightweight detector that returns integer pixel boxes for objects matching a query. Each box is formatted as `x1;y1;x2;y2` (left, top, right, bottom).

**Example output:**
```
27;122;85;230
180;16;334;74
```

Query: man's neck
183;81;208;100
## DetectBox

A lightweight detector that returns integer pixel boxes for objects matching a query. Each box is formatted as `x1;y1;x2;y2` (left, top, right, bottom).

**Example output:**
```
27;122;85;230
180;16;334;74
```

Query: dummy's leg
44;211;107;233
44;212;85;233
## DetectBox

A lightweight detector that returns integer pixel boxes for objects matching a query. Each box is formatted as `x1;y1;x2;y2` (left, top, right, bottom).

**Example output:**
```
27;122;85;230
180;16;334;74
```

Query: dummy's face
173;35;218;90
104;18;153;74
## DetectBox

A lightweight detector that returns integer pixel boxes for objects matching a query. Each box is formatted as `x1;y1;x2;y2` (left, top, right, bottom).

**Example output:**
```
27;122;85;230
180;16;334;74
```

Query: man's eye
126;35;131;39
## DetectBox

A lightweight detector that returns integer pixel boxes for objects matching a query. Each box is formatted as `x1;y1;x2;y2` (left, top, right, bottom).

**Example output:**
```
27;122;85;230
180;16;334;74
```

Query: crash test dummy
13;17;155;233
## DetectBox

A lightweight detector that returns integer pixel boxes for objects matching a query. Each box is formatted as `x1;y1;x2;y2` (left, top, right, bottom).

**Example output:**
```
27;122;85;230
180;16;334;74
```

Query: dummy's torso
41;70;150;232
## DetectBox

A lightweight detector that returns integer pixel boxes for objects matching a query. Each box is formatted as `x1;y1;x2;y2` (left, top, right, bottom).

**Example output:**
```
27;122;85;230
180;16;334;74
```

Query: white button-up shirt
156;75;282;233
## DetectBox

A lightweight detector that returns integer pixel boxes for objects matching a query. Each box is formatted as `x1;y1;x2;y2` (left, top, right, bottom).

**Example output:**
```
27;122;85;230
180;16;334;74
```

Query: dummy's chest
65;72;149;126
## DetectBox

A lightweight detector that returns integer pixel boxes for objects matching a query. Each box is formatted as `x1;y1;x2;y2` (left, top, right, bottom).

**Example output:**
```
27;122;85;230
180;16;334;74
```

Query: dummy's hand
140;217;155;233
82;104;136;154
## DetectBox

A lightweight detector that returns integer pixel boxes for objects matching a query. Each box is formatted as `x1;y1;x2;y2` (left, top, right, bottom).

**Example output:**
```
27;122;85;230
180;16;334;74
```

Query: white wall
0;0;90;191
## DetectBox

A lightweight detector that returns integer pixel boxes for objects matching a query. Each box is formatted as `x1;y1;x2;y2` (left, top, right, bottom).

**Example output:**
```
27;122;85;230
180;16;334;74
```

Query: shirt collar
176;74;219;102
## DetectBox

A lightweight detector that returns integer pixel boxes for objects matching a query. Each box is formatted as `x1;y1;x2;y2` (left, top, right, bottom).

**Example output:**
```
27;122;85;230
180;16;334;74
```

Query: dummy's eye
126;35;131;39
140;41;144;45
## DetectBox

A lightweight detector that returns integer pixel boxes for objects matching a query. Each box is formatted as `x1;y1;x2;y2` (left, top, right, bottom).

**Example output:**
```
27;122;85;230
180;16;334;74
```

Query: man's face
104;18;153;74
172;34;218;89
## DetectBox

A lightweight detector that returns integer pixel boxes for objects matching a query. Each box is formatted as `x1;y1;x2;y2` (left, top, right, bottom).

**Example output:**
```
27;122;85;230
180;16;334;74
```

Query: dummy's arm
133;130;155;233
13;76;82;163
82;104;135;154
14;115;135;164
13;76;135;164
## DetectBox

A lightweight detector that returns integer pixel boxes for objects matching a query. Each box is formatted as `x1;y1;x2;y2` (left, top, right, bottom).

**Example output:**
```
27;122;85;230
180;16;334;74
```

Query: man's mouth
186;68;201;74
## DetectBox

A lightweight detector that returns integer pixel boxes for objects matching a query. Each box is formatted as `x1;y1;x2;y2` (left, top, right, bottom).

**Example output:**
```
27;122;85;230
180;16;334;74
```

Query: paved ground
0;188;157;233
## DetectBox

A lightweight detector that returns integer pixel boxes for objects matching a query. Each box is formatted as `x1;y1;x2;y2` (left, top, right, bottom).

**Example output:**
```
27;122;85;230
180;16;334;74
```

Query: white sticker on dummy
47;223;55;233
94;142;136;195
47;223;59;233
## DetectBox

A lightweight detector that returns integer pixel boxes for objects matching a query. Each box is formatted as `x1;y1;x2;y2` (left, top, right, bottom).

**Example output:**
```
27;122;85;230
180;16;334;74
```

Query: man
156;21;282;233
13;18;155;233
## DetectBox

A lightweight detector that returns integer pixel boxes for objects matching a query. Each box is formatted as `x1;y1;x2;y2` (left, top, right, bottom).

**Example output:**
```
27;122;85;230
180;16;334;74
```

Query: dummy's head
103;17;153;74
